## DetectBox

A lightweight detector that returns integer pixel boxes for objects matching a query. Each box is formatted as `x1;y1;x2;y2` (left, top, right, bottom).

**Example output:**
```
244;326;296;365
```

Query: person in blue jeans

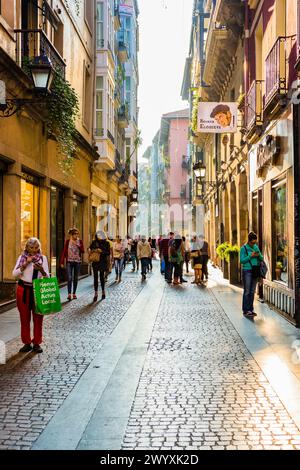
240;231;264;318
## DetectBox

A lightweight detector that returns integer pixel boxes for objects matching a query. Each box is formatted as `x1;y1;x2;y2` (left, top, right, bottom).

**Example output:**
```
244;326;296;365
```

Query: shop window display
272;182;288;284
21;179;39;248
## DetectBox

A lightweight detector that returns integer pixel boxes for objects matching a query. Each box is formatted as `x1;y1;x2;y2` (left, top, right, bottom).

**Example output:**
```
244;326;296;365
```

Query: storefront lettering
256;135;281;176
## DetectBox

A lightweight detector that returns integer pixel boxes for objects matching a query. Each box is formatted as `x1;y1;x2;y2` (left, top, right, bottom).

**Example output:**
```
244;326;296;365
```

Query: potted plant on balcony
216;242;230;279
275;261;283;281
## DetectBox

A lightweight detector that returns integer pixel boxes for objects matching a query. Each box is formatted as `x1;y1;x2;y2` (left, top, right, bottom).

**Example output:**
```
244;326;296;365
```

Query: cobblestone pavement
122;283;300;450
0;274;143;450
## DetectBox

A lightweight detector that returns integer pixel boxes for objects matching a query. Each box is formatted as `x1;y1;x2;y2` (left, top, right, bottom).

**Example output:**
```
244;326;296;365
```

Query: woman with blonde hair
12;237;49;353
60;227;84;301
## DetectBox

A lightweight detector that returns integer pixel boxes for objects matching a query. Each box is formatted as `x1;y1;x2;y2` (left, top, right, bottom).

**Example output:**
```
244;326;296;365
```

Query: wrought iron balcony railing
265;36;288;107
246;80;263;129
15;29;66;78
107;129;115;145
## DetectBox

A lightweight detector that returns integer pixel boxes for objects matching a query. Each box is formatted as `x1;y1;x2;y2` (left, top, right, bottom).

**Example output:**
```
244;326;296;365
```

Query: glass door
50;186;65;280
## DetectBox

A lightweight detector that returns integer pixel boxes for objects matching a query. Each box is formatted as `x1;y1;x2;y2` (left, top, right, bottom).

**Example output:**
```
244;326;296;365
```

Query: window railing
246;80;263;129
15;29;65;78
94;128;104;137
107;129;115;144
265;36;288;107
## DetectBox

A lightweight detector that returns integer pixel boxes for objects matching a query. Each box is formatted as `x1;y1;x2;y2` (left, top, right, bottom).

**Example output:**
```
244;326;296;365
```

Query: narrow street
1;262;300;451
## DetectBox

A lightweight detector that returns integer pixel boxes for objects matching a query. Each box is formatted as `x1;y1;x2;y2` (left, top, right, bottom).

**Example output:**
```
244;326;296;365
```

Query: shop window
50;186;64;278
272;181;288;284
21;178;39;248
73;195;84;238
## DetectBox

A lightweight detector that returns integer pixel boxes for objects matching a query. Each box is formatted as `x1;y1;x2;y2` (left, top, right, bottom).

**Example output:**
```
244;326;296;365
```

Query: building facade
182;0;300;326
159;109;191;234
92;0;139;238
0;0;97;302
182;0;247;265
0;0;139;304
245;0;299;324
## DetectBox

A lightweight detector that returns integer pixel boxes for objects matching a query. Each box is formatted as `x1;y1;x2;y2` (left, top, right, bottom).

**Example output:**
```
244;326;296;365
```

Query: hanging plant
46;72;79;175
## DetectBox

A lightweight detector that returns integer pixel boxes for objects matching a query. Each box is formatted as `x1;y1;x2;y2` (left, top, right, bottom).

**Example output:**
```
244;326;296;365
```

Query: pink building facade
160;109;191;232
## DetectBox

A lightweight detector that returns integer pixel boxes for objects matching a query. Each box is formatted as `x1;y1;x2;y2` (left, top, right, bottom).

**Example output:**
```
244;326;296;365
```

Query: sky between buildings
138;0;194;160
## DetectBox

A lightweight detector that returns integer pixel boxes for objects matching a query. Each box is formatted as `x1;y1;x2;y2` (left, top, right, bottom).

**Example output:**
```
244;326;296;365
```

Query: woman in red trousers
13;237;49;353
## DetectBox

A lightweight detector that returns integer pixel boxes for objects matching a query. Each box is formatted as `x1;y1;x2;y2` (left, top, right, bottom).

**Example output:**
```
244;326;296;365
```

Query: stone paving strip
121;283;300;450
0;276;143;450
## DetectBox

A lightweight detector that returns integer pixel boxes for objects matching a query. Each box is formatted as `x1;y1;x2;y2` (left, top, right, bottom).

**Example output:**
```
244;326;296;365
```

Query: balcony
264;37;289;113
246;80;263;132
15;29;66;78
117;32;129;63
117;103;129;128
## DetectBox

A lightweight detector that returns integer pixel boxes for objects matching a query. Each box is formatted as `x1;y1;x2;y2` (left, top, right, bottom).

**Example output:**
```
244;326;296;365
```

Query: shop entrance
50;185;65;281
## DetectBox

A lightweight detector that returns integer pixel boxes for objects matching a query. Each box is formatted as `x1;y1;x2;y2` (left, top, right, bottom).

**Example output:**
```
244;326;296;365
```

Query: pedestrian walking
161;232;174;283
113;236;125;282
240;231;264;318
130;236;139;272
60;228;84;301
89;231;111;302
169;234;185;285
12;237;49;353
158;234;166;275
106;237;114;281
199;235;210;281
148;237;153;272
137;236;152;281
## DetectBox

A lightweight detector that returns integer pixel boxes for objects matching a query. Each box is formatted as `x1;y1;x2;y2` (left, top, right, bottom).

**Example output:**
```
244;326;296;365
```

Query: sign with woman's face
197;102;237;133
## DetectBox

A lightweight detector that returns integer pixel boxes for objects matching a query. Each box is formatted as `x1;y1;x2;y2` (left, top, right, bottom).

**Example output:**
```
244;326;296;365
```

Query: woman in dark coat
89;231;111;302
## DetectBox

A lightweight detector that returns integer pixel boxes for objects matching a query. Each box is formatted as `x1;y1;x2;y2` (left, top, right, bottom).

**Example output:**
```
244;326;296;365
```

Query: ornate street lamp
30;55;54;92
131;188;138;203
193;162;206;179
0;55;54;118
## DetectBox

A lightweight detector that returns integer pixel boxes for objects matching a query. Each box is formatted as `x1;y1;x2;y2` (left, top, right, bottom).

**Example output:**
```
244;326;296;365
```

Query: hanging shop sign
197;102;237;133
256;135;281;177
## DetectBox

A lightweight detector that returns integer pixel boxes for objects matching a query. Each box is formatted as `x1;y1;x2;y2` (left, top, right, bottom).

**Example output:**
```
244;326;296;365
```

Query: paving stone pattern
122;284;300;450
0;276;143;450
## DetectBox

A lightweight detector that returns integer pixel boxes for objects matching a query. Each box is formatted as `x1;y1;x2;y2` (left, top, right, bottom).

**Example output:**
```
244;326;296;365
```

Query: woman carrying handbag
89;231;111;302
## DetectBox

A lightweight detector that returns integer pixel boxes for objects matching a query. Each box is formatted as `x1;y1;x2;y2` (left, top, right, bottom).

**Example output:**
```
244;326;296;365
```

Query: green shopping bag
33;277;62;315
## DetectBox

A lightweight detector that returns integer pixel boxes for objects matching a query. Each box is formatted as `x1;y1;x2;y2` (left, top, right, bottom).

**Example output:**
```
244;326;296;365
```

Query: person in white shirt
12;237;49;353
